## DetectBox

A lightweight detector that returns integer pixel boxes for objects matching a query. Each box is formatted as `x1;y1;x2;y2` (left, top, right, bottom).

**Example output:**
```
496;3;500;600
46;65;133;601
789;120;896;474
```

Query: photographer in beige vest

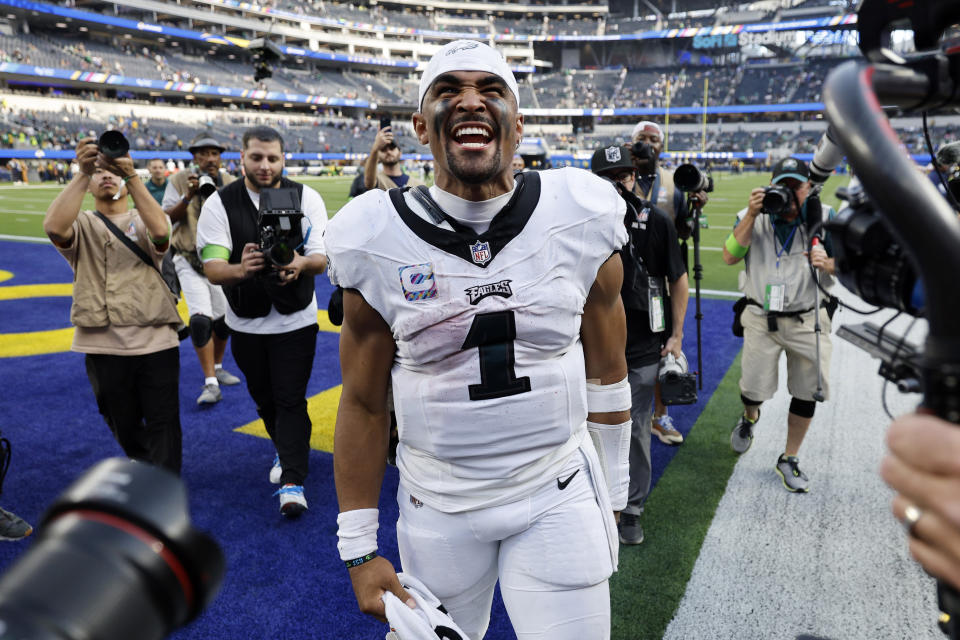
163;135;241;406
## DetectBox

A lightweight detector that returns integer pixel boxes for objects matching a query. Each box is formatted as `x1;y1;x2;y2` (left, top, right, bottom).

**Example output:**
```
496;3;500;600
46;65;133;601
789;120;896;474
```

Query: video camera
820;0;960;634
258;187;304;269
0;458;224;640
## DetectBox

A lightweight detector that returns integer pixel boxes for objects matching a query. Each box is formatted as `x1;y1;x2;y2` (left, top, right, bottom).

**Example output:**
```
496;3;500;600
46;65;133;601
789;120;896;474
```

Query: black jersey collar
388;171;541;269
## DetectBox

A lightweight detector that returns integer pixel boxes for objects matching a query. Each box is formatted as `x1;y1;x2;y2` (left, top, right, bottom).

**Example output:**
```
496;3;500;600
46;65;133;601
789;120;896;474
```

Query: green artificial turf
610;351;746;640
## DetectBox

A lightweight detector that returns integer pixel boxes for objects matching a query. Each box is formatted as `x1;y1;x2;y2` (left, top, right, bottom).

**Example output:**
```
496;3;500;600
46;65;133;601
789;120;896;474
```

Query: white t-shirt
196;182;327;334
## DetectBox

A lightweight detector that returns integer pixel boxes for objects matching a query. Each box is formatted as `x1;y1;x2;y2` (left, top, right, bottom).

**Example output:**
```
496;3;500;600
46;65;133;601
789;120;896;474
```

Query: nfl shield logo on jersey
470;240;491;266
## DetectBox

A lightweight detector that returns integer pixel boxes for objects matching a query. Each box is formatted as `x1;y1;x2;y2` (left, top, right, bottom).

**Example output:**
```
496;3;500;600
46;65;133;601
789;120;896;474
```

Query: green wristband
725;233;749;258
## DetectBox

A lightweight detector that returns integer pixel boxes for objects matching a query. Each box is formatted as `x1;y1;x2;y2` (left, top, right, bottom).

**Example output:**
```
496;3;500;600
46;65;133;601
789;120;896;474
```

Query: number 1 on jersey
461;310;531;401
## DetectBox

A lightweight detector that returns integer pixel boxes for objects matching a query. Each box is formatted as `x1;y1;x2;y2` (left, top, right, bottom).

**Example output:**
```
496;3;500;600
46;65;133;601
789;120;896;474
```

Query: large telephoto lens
673;163;709;193
0;459;224;640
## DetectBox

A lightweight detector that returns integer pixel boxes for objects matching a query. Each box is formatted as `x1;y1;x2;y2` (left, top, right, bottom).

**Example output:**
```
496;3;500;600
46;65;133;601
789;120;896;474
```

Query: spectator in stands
362;124;424;192
163;135;242;406
591;144;688;545
145;158;168;205
630;120;706;446
197;126;329;518
43;137;183;473
721;158;836;493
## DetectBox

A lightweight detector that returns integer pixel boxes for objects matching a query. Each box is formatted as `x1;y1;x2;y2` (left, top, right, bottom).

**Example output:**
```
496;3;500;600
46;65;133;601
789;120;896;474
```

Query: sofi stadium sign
694;31;800;49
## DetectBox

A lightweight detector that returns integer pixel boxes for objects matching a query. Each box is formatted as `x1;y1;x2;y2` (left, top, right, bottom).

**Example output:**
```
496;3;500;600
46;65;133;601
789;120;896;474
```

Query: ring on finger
903;503;923;536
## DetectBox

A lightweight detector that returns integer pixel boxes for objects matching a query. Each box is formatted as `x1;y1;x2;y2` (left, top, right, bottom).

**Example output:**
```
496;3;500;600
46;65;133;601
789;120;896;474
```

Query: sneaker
215;367;241;386
618;512;644;545
0;507;32;541
275;484;307;517
730;410;760;454
652;414;684;445
776;454;810;493
269;454;282;484
197;383;222;405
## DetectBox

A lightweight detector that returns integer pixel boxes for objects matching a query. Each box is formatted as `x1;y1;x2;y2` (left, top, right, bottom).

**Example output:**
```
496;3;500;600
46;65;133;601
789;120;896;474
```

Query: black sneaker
775;454;810;493
730;410;760;454
619;512;644;545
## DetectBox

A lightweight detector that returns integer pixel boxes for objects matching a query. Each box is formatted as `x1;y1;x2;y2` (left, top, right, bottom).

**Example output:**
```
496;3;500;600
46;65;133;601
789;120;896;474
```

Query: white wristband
586;376;631;414
337;508;380;561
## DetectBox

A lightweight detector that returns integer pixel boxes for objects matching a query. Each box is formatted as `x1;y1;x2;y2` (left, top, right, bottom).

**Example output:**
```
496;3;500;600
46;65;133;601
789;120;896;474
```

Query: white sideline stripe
698;288;741;298
0;234;49;244
0;209;45;215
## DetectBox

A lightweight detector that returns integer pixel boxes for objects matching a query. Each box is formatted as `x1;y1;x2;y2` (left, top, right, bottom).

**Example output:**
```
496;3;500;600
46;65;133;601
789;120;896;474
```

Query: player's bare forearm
582;254;630;425
334;289;397;511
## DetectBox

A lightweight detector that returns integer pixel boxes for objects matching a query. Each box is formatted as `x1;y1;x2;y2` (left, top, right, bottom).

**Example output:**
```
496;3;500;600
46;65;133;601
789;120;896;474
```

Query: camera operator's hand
274;252;304;286
808;244;835;275
240;242;265;278
371;126;394;153
661;334;683;359
881;412;960;592
691;189;709;208
75;137;99;177
96;151;135;181
746;187;765;218
185;173;200;200
348;555;413;623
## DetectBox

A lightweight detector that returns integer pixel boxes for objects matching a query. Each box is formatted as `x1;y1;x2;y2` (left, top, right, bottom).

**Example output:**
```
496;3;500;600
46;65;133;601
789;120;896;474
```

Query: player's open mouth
452;124;494;150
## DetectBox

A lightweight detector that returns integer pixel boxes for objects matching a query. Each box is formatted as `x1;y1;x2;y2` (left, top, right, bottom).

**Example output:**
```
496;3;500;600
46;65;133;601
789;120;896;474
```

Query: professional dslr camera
0;458;223;640
761;184;792;216
258;188;304;270
97;131;129;159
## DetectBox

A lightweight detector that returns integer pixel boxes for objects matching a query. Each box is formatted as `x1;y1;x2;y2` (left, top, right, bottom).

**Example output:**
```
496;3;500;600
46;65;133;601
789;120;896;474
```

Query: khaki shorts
739;307;832;403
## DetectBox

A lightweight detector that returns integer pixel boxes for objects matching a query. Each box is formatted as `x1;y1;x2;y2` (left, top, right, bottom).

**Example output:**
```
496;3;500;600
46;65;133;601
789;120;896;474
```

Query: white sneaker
197;383;221;405
276;484;307;517
269;455;282;484
652;414;684;444
215;367;242;386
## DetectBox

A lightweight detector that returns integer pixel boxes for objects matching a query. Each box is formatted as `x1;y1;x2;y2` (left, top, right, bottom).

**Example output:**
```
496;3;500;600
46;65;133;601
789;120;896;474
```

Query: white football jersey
326;168;627;511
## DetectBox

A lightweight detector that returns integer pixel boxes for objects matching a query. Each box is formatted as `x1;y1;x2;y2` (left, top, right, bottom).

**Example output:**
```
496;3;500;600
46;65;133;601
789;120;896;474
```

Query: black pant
231;324;318;486
85;347;182;474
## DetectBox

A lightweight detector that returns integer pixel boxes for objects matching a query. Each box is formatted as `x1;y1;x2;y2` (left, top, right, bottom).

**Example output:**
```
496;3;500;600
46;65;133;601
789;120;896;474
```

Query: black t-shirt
621;202;687;367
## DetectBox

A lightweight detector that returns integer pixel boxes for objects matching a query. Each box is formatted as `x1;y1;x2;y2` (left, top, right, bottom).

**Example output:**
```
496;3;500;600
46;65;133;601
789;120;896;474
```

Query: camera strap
93;210;172;293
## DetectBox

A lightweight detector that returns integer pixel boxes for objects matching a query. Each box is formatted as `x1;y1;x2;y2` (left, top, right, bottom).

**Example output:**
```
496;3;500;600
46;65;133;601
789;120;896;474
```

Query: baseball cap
188;135;226;154
417;40;520;111
590;145;635;176
771;157;810;184
631;121;663;141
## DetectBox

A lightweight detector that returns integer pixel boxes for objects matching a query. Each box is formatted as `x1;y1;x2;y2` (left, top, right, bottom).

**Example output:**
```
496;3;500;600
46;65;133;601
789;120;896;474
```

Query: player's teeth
462;142;486;149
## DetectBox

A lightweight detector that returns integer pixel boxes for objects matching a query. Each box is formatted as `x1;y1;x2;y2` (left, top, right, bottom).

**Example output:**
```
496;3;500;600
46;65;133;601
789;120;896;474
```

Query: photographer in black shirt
592;145;689;546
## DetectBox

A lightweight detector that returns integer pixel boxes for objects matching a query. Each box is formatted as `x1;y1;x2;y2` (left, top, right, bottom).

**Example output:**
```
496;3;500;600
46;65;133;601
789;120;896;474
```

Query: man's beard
445;142;503;185
247;172;282;190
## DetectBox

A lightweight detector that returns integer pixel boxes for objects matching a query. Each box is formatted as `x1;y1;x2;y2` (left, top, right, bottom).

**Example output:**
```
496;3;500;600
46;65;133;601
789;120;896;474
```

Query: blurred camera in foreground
0;458;224;640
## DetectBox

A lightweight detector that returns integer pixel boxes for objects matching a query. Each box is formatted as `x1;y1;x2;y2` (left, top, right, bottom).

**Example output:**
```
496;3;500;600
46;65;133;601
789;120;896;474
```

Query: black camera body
762;184;792;215
258;188;304;269
98;131;129;160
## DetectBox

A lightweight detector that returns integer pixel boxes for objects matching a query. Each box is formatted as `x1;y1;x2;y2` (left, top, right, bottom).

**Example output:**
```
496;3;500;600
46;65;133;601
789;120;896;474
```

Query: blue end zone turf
0;240;741;639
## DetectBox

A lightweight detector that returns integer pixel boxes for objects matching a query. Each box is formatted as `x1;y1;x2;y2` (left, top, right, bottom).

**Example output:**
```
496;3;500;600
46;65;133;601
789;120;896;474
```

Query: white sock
214;364;223;371
204;376;218;387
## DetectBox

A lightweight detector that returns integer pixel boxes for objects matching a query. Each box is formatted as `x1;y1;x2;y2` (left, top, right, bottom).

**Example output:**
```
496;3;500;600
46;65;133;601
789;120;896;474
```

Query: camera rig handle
823;48;960;639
